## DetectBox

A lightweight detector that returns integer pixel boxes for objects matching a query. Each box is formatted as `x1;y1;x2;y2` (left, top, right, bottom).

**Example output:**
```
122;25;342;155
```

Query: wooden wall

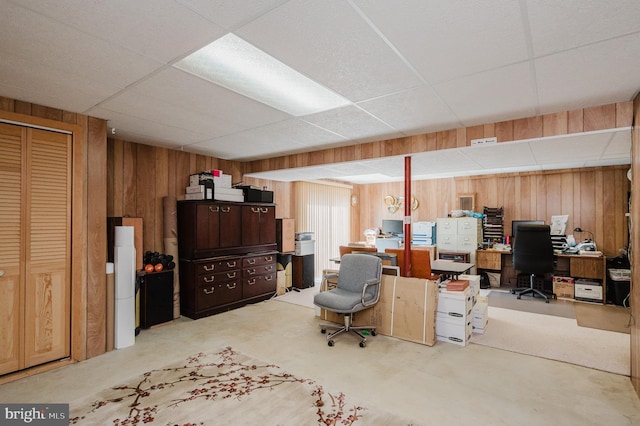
107;139;244;253
246;102;632;174
354;166;629;257
631;94;640;397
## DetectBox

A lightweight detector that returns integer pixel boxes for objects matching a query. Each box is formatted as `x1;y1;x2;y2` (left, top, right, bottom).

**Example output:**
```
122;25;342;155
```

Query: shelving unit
482;206;504;243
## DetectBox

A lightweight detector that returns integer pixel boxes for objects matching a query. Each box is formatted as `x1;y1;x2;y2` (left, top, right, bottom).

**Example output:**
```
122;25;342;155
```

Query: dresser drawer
195;257;240;275
197;280;242;311
197;269;240;286
243;272;277;299
242;252;277;268
243;263;276;278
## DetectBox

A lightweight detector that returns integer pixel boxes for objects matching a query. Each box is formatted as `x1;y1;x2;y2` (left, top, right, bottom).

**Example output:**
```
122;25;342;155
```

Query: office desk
476;249;607;303
431;260;474;280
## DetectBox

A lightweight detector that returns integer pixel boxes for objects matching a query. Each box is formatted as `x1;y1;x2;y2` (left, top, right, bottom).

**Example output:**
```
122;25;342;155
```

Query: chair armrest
361;277;381;307
320;273;339;292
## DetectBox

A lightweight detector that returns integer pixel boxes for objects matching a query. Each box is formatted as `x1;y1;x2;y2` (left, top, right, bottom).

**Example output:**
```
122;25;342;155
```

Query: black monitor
512;220;545;247
381;219;404;236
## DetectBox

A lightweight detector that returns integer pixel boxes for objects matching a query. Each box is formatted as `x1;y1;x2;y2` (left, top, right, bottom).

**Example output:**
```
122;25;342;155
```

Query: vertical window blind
294;181;351;281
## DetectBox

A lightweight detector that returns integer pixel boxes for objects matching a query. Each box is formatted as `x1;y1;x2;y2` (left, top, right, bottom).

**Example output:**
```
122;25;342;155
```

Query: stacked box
214;187;244;202
436;287;472;346
184;182;213;200
552;276;574;299
471;300;488;334
459;274;480;303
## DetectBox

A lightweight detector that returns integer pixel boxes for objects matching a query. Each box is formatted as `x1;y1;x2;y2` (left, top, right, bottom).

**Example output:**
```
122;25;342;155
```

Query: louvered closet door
23;128;71;368
0;123;25;375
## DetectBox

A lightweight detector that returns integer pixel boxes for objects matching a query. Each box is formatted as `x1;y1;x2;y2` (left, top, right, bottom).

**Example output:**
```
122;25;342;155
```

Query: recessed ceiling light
174;33;350;116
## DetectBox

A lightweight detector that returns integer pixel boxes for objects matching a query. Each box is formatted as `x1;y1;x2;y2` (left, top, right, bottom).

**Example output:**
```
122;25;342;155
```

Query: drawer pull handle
203;287;215;294
209;206;219;213
227;283;237;290
221;206;230;213
448;312;463;318
265;256;273;261
203;265;215;272
264;265;274;272
251;207;260;213
247;259;256;265
227;272;237;279
247;268;256;275
260;208;268;213
265;275;273;281
227;261;236;268
204;276;215;283
248;278;256;285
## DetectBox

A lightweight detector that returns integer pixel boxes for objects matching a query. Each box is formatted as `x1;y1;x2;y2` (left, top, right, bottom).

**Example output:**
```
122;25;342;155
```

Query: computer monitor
512;220;545;248
381;219;404;236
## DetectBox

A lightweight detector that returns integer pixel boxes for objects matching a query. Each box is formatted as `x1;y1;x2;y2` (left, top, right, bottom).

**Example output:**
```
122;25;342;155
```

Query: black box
236;186;273;203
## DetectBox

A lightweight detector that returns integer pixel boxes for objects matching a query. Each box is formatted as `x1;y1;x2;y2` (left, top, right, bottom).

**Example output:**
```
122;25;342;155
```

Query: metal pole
404;156;411;277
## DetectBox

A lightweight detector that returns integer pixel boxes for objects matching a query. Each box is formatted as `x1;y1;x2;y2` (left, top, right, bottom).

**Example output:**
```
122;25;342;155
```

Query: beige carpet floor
470;306;630;375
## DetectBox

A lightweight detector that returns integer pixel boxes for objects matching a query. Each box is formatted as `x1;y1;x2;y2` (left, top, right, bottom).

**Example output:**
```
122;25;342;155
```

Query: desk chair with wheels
313;253;382;347
510;224;556;303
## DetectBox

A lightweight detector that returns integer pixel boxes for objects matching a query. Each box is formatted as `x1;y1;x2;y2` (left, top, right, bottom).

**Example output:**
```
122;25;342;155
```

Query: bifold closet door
0;123;25;375
0;123;71;374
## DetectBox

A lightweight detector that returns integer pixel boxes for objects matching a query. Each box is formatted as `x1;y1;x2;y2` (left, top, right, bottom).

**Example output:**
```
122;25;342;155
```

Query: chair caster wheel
545;299;550;303
321;328;326;334
359;341;366;348
516;295;521;299
328;340;334;347
371;330;377;336
510;289;516;294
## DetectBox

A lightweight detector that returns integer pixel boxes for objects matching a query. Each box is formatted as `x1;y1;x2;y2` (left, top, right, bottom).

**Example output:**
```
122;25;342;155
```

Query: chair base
319;313;376;347
510;273;556;303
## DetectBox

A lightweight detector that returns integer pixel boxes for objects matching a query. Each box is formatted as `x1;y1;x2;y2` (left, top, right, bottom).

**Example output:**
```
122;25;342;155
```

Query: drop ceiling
0;0;638;183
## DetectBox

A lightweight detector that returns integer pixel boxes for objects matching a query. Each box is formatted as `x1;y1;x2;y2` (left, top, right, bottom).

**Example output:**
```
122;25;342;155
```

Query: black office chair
510;224;556;303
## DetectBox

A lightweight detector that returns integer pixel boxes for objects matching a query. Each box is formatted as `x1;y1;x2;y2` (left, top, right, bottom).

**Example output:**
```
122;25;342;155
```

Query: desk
475;249;607;303
431;260;474;280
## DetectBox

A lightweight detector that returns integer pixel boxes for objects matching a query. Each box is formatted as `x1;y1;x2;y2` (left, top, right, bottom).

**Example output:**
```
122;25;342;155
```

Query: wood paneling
354;166;629;257
631;93;640;398
245;101;631;175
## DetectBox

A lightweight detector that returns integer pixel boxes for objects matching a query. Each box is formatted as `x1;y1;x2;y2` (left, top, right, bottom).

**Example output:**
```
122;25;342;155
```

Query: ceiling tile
10;0;226;63
535;33;640;112
91;91;244;140
301;105;398;141
175;0;290;30
0;2;162;99
357;85;462;134
529;132;611;164
235;0;423;102
123;68;290;129
353;0;529;84
90;107;209;148
527;0;640;56
460;142;537;168
435;62;538;126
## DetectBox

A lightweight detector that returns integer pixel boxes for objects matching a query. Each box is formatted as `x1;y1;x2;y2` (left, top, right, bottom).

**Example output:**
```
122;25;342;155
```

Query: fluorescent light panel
174;34;350;116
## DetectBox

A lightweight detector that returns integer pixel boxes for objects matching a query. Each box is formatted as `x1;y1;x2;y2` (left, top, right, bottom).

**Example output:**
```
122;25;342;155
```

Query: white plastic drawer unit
574;283;603;301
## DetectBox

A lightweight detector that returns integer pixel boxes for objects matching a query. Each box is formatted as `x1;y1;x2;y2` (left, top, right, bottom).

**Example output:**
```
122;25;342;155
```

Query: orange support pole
404;156;411;277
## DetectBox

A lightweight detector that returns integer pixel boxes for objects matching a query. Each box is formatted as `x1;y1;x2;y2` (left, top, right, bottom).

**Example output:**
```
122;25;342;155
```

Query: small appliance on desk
563;227;597;254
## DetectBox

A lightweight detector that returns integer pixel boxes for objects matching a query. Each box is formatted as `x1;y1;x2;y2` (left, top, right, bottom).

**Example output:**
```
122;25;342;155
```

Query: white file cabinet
436;217;482;273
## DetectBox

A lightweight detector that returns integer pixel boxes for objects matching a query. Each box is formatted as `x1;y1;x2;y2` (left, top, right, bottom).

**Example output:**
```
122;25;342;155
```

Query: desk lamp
573;227;594;242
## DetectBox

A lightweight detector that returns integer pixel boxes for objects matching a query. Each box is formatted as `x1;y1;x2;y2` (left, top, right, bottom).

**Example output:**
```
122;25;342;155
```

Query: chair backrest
339;245;377;258
512;224;554;273
384;247;432;278
337;254;382;296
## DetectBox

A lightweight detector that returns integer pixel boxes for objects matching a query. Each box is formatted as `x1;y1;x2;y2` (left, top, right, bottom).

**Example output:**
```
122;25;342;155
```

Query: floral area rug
70;347;418;425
